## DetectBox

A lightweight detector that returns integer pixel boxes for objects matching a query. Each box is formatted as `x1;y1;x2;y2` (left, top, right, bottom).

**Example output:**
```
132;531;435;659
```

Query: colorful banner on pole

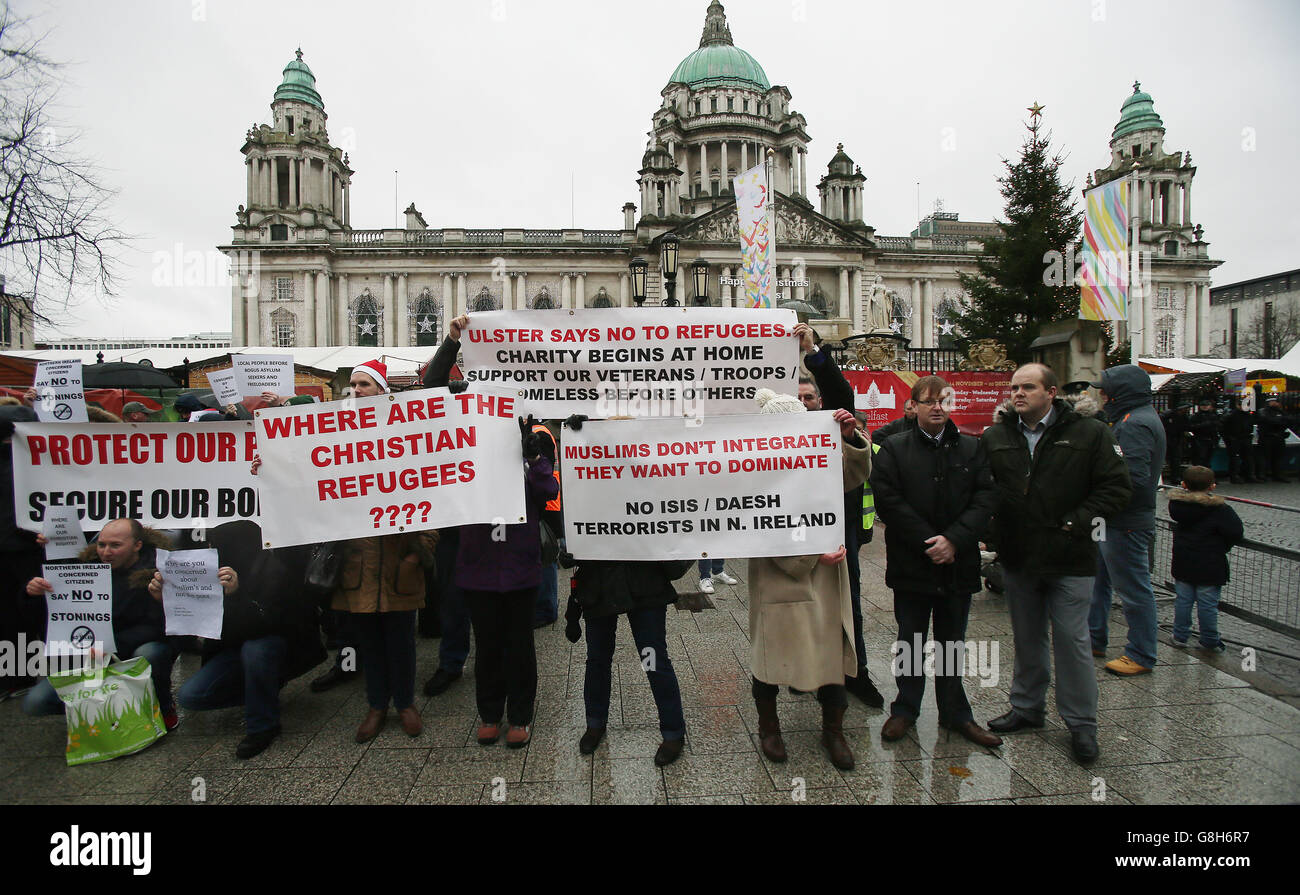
458;308;800;419
734;163;774;309
1079;178;1129;322
252;386;527;548
561;413;845;561
12;422;260;532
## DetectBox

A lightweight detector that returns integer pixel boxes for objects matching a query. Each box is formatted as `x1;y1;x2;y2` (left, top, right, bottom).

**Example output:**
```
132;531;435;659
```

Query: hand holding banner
157;548;224;639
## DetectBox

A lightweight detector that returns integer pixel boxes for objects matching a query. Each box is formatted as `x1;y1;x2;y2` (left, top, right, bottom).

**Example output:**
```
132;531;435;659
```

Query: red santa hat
351;359;389;392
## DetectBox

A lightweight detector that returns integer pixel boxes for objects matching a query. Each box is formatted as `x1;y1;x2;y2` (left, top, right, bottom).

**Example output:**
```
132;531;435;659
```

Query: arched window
354;290;380;347
592;288;612;309
471;286;499;312
411;288;441;347
530;287;553;310
271;308;296;348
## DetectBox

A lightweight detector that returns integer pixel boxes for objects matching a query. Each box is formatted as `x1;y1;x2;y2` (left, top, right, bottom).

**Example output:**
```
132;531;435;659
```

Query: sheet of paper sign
231;354;295;397
156;548;224;640
42;506;86;561
43;563;115;658
33;359;88;423
206;368;242;406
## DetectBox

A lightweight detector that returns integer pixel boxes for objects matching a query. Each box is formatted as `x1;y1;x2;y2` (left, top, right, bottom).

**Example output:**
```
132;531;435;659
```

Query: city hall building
220;2;1219;358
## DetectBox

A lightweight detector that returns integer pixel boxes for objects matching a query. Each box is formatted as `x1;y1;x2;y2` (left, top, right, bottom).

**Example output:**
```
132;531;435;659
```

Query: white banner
254;386;529;548
232;354;295;396
157;548;224;639
206;368;242;406
458;308;801;419
561;413;846;561
12;422;260;533
33;359;88;423
44;564;115;659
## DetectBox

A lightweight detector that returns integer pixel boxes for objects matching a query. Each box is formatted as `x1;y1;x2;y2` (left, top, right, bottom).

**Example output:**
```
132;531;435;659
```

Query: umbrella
82;362;180;389
778;299;828;320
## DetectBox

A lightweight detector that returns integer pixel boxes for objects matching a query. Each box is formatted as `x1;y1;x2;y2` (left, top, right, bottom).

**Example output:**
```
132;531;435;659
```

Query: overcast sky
18;0;1300;339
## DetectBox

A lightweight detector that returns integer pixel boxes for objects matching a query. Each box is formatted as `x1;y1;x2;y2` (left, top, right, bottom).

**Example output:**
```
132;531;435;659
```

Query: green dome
670;43;770;91
1111;80;1163;141
670;2;770;91
273;49;324;110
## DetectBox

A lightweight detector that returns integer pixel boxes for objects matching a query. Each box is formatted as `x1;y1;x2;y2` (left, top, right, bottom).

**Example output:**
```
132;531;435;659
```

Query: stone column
722;267;733;308
396;273;409;346
441;273;452;322
344;184;351;227
779;267;790;303
247;287;262;346
1197;283;1211;355
321;160;329;211
800;149;808;196
1141;280;1154;355
456;273;467;319
910;278;923;345
576;272;586;308
838;268;851;319
316;271;330;346
288;158;298;208
561;274;571;309
382;274;394;347
923;280;935;348
721;141;729;188
1182;182;1192;226
620;272;630;308
337;273;350;345
302;271;316;347
851;268;864;331
516;272;527;310
740;141;748;173
1169;181;1181;228
263;158;273;207
699;143;707;193
231;275;245;346
795;263;806;304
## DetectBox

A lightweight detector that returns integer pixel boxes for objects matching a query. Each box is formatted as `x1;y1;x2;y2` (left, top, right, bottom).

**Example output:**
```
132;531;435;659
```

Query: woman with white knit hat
748;388;873;771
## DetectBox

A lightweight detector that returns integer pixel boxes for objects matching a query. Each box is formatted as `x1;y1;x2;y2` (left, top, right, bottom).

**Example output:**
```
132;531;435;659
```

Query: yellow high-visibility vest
862;441;881;529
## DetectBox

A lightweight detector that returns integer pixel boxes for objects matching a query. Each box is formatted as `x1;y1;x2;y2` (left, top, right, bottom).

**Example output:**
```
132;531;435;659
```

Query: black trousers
1261;437;1288;479
891;590;974;726
751;676;847;709
1225;437;1255;480
465;587;537;726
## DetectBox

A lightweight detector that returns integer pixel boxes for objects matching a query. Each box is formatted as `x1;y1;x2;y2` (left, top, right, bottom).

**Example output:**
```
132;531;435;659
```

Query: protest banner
232;354;295;396
561;412;846;561
843;371;1010;436
458;308;801;419
157;548;224;639
206;368;242;406
33;359;88;423
44;563;115;659
253;386;528;547
12;421;260;532
42;506;87;561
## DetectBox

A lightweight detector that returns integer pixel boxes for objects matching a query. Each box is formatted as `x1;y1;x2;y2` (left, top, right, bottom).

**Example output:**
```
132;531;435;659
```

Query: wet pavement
1;533;1298;806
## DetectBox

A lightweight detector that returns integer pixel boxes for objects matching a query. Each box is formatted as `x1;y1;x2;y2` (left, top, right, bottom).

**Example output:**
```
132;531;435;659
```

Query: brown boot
397;706;423;738
821;703;855;771
754;695;787;762
355;708;386;743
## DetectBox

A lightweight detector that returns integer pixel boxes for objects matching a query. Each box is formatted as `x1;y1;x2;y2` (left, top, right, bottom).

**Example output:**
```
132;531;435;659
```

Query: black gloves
564;414;588;431
448;380;468;394
519;415;555;463
557;550;576;569
564;592;583;643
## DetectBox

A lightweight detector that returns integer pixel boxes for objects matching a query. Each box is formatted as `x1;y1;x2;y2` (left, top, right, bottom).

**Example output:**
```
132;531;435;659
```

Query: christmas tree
955;103;1083;362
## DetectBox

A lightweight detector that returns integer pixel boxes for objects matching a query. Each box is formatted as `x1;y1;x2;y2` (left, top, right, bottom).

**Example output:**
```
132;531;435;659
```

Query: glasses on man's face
915;398;943;407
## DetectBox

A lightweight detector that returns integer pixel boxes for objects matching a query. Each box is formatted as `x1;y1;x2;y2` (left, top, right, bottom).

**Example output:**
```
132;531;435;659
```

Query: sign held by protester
254;386;528;547
156;548;224;640
12;422;260;532
33;360;88;424
44;563;115;658
458;308;801;419
42;506;87;561
561;413;845;560
232;354;295;396
206;368;242;407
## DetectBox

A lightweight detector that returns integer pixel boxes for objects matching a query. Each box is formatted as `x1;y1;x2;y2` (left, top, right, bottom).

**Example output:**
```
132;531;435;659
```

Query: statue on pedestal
866;275;893;332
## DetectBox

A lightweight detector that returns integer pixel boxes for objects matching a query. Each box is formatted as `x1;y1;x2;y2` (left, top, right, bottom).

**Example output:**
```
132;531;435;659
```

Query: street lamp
691;259;710;306
629;259;648;308
661;235;680;307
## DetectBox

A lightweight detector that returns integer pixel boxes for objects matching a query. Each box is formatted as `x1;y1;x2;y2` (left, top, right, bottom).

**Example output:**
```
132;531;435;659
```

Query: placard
207;368;242;406
44;563;115;659
232;354;295;396
33;359;88;423
157;548;224;639
458;308;801;419
12;421;260;532
561;412;847;561
42;506;86;561
254;386;528;547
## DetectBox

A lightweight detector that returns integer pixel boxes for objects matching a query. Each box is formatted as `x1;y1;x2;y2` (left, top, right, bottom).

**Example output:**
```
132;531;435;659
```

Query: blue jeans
534;562;558;624
23;641;175;716
698;558;725;579
583;606;685;740
176;636;286;735
1089;527;1158;668
1173;581;1223;648
436;531;470;672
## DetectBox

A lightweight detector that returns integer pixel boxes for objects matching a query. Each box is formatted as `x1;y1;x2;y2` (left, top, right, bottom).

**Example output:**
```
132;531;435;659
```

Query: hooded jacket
1096;365;1167;530
981;395;1131;577
1168;489;1244;586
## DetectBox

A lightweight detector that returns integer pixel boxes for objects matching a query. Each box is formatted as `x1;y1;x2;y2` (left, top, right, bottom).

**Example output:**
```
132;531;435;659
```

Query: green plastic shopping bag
49;655;167;766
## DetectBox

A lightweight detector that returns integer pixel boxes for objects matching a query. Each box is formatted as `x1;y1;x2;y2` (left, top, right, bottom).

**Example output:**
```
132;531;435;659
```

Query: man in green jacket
981;364;1131;766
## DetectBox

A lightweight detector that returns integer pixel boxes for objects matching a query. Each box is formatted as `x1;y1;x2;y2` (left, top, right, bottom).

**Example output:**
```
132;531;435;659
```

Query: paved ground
2;533;1298;806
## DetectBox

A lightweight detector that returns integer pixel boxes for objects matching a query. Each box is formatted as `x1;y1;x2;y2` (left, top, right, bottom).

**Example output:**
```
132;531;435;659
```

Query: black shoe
1070;728;1099;765
578;727;606;755
987;710;1044;733
654;738;684;767
422;668;462;697
236;725;281;760
845;670;885;709
310;665;357;693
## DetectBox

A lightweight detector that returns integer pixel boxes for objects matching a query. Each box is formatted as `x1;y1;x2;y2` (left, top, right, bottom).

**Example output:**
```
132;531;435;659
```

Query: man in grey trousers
980;364;1132;765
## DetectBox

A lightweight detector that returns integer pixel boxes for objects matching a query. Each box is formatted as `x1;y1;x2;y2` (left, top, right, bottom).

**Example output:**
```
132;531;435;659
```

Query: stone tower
817;143;867;229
